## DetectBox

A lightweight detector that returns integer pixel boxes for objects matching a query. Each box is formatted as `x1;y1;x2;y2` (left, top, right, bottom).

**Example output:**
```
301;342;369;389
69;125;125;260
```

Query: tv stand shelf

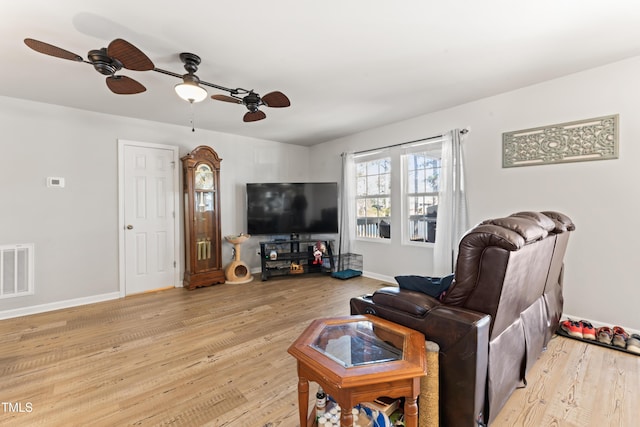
259;239;335;281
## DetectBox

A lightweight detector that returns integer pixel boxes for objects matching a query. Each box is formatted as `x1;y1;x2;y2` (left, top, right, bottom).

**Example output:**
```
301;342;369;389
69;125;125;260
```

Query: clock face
195;164;214;190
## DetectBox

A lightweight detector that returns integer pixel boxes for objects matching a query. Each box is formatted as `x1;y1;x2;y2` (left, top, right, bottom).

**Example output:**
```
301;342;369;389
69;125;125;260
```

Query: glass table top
310;320;404;367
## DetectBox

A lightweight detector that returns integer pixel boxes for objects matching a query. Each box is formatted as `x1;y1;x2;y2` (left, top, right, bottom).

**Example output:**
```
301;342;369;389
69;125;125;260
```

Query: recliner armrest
361;288;489;352
371;286;442;316
350;291;491;426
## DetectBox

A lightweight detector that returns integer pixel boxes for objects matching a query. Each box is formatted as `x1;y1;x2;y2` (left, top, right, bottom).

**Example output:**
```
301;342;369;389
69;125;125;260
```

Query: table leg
339;409;353;427
298;377;309;427
404;396;418;427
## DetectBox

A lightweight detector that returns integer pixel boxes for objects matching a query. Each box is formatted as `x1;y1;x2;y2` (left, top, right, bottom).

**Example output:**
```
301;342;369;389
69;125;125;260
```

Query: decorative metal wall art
502;114;618;168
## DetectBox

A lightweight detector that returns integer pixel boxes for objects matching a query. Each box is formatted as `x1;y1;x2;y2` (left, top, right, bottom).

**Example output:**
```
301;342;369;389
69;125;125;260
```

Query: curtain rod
351;128;469;156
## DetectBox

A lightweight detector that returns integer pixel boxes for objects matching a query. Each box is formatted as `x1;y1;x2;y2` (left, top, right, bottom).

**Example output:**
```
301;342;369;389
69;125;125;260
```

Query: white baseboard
561;313;639;337
361;271;395;285
0;292;121;320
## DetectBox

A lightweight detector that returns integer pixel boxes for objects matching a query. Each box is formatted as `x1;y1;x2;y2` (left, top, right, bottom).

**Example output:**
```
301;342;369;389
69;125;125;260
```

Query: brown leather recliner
350;211;574;426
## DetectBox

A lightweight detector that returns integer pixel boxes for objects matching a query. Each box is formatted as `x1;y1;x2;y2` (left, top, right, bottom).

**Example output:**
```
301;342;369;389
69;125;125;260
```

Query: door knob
126;225;134;230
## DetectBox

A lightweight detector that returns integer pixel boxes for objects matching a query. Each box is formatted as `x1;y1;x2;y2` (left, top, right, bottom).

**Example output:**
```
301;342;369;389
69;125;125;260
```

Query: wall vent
1;244;34;299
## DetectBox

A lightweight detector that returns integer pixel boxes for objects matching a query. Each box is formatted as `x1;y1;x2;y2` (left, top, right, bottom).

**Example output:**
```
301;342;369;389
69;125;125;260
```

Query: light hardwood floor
0;275;638;426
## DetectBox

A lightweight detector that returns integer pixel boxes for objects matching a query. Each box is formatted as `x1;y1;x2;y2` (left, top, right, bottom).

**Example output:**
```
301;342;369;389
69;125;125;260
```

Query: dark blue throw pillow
395;274;454;298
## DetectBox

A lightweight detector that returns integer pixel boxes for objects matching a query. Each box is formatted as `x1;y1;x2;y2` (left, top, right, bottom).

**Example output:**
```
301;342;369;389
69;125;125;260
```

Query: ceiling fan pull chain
190;101;195;132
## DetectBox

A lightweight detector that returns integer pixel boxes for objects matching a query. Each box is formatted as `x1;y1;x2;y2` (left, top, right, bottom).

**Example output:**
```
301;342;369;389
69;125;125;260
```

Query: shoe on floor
579;320;596;340
627;334;640;354
560;319;583;338
612;326;629;348
596;326;613;345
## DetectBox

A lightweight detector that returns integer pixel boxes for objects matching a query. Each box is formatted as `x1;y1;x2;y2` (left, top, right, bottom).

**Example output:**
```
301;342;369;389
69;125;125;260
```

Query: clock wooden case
181;145;225;289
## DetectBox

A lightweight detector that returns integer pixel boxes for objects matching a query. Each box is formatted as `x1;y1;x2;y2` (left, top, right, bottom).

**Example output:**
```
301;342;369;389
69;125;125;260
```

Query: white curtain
338;152;356;270
433;129;469;275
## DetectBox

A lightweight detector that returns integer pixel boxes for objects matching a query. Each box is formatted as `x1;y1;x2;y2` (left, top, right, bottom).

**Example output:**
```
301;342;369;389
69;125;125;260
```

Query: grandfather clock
181;145;225;289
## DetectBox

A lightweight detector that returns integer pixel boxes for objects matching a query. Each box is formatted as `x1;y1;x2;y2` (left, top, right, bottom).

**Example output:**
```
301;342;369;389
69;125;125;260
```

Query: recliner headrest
510;211;556;232
541;211;576;232
480;216;547;244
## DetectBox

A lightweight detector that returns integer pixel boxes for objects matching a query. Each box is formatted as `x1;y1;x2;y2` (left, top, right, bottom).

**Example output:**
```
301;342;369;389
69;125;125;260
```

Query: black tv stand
259;238;335;281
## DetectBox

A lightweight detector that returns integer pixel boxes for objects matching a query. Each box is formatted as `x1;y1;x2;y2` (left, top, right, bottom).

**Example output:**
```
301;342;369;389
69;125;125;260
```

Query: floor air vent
1;244;34;299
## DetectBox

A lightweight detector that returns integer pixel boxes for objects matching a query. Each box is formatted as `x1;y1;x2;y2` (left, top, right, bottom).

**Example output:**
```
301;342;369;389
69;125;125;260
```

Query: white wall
0;96;310;315
310;56;640;332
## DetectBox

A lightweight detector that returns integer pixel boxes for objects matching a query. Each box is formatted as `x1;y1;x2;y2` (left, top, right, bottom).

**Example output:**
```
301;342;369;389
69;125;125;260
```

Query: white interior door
120;142;178;295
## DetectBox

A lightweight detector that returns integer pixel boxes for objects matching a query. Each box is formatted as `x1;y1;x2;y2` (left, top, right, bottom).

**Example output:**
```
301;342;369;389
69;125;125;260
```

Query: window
404;144;442;243
350;138;445;244
347;131;465;254
355;155;391;239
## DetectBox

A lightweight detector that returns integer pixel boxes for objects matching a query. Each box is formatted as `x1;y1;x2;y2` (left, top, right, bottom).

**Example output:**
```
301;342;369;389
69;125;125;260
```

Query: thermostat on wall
47;177;65;188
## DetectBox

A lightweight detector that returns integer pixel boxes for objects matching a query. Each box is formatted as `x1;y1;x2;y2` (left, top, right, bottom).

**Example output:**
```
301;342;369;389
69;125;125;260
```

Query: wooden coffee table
287;315;426;427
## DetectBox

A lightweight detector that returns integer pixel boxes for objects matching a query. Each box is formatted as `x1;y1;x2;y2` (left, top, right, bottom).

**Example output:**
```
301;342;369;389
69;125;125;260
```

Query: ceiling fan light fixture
175;74;207;103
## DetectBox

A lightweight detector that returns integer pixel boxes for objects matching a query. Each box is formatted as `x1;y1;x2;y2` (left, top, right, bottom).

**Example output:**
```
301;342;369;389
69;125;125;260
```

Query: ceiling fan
24;38;154;94
154;52;291;122
23;37;290;122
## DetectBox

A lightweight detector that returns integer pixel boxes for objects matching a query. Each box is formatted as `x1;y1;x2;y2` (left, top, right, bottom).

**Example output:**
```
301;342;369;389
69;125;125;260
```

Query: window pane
407;154;417;171
379;174;391;194
367;160;379;175
356;198;367;217
407;171;416;193
356;177;367;196
408;196;419;216
365;199;381;217
416;169;426;193
379;197;391;217
367;176;379;195
426;171;438;192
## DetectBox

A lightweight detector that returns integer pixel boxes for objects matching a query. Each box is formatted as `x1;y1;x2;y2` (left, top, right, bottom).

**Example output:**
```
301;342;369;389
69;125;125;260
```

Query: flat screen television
246;182;339;235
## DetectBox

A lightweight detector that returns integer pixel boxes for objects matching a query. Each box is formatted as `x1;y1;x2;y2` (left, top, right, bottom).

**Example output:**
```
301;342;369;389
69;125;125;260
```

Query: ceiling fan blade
107;39;154;71
106;75;146;94
212;94;242;104
24;38;83;62
261;91;290;108
243;111;266;122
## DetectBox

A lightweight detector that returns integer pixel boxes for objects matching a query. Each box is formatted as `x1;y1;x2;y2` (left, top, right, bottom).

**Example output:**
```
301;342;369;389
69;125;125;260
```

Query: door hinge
173;261;176;268
170;161;176;169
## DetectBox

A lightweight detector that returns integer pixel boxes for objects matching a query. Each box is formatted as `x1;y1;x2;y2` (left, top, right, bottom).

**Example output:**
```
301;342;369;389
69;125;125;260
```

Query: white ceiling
3;1;640;146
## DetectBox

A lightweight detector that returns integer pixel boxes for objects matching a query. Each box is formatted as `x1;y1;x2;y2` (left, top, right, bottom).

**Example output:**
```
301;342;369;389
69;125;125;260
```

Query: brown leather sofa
350;211;575;426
